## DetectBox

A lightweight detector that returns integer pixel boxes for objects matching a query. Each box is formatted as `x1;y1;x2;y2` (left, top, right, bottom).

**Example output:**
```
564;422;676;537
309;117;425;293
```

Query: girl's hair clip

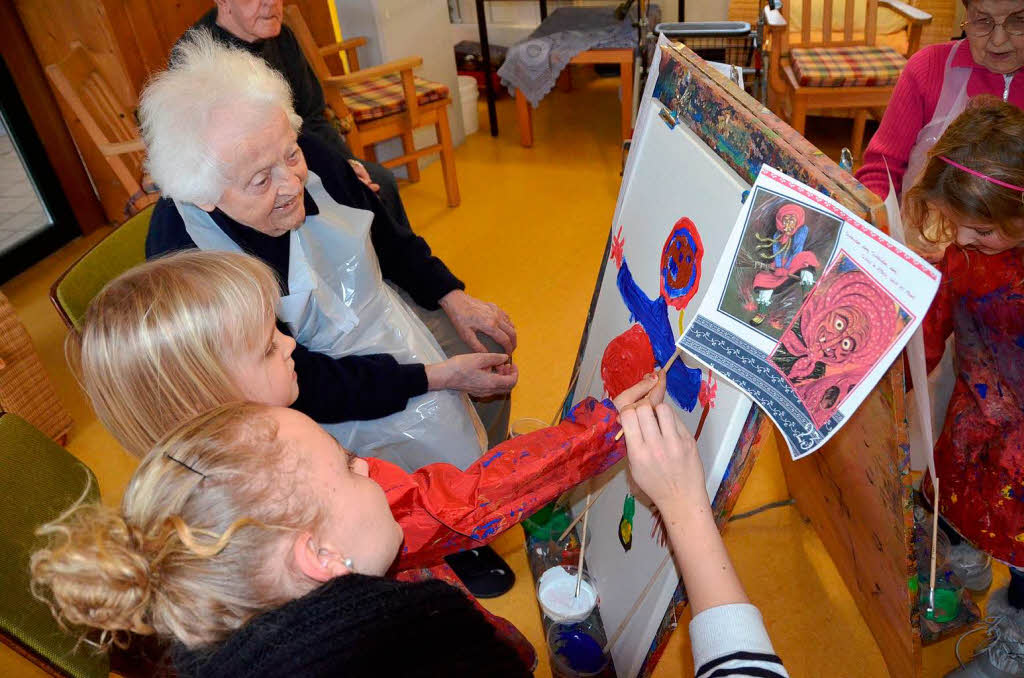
165;454;206;479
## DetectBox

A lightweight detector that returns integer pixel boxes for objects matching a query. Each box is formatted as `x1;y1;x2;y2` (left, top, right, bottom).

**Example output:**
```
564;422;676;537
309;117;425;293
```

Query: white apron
901;40;971;196
175;170;486;471
901;41;969;471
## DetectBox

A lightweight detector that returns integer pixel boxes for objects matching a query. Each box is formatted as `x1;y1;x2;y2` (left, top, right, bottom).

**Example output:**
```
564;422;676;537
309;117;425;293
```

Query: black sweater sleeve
287;324;428;423
300;133;464;309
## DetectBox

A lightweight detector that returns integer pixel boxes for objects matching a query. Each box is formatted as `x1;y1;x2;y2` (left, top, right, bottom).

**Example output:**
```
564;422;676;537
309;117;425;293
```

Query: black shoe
444;545;515;599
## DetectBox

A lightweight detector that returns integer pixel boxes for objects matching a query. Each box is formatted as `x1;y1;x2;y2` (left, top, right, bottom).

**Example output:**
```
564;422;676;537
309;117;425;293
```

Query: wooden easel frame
560;43;918;677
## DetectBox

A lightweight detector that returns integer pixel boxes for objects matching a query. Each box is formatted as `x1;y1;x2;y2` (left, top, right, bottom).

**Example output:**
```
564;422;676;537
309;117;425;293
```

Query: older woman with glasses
856;0;1024;200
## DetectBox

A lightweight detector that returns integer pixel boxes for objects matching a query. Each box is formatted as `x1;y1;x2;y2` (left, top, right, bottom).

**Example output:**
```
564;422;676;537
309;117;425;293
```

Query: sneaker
949;543;994;593
443;545;515;599
947;587;1024;677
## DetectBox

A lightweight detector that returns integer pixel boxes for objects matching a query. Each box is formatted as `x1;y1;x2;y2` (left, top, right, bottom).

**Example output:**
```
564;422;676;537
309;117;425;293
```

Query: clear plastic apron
901;40;971;196
901;41;968;470
175;170;486;471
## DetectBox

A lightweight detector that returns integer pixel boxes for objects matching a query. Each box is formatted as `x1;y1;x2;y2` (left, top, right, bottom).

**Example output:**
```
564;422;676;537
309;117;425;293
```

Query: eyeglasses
962;14;1024;38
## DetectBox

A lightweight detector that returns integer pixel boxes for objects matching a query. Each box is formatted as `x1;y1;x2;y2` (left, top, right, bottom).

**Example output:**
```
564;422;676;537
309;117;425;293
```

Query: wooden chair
283;5;460;207
764;0;932;159
45;43;158;218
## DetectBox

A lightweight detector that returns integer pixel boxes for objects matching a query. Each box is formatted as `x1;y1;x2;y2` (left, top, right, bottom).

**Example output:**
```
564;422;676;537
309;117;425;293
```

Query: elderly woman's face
965;0;1024;74
201;108;308;237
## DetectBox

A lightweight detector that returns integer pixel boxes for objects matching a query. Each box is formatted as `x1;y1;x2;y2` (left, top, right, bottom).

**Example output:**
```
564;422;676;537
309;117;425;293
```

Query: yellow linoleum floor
0;69;1006;677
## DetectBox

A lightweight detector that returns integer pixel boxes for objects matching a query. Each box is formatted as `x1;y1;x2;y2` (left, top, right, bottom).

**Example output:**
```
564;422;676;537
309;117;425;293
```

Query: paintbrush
614;348;681;442
575;493;591;598
557;485;611;542
928;477;940;617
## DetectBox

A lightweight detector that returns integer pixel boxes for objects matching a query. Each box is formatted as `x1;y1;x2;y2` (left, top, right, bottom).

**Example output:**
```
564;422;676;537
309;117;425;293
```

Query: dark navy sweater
146;133;464;423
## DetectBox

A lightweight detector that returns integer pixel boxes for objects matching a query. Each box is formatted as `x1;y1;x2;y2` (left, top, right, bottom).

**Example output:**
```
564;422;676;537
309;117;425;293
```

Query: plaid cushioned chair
765;0;932;159
50;204;153;332
283;5;460;207
0;412;108;678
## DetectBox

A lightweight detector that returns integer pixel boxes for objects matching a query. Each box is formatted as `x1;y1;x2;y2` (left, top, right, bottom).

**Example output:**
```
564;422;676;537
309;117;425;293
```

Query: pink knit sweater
855;41;1024;199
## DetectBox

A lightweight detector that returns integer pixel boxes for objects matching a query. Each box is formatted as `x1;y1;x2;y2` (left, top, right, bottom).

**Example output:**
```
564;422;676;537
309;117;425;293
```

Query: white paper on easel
884;170;938;479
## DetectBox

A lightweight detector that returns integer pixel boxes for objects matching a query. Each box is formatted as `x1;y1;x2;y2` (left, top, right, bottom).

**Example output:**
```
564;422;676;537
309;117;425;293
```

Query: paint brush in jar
575;494;591;598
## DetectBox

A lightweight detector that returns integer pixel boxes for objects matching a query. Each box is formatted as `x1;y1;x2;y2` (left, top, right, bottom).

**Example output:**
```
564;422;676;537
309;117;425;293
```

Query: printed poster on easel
680;165;940;459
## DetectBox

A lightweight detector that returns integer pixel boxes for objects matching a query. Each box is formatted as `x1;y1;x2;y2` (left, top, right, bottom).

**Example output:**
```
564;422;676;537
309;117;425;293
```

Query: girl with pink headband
903;97;1024;677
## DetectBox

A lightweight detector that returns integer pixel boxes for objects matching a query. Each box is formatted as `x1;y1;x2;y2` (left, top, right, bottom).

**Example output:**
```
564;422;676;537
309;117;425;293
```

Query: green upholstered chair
50;204;154;332
0;412;109;677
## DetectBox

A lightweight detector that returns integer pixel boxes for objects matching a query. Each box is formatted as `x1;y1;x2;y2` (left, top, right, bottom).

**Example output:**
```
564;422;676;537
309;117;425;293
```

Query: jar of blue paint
547;617;610;677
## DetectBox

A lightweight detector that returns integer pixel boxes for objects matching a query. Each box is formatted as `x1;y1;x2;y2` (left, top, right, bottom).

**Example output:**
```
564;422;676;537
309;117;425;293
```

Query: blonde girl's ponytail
30;403;326;650
30;499;157;650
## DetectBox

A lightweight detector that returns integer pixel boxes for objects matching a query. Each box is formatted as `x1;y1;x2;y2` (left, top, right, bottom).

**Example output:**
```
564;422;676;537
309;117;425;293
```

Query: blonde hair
903;96;1024;245
139;28;303;205
74;250;281;457
30;403;323;650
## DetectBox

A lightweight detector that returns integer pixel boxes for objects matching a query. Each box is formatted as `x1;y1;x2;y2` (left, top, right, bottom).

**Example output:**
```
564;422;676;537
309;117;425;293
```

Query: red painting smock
369;396;624;572
365;397;623;669
923;246;1024;565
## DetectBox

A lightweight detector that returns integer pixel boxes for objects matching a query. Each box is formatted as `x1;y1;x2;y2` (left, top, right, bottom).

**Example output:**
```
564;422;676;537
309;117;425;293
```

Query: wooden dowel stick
575;495;591;597
928;477;940;614
614;348;682;441
605;552;672;653
557;484;610;543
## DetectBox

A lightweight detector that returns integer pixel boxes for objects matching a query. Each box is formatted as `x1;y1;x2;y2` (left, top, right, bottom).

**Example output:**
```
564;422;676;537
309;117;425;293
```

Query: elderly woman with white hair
142;29;516;471
141;30;524;596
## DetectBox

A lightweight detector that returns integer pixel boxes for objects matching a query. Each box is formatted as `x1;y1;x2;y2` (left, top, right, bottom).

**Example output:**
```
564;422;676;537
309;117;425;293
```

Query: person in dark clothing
141;28;517;596
194;0;415;237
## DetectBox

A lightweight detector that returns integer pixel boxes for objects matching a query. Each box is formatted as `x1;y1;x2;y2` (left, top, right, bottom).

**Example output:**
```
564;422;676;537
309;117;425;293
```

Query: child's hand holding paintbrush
613;353;673;441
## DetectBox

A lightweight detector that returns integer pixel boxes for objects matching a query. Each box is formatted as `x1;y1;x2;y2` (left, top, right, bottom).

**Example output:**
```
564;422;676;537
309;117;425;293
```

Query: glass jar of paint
537;565;598;623
547;617;611;677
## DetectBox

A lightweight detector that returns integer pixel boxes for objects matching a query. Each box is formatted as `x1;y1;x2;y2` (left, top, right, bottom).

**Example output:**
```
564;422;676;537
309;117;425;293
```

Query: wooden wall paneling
104;0;167;94
779;364;920;678
0;0;106;234
13;0;137;222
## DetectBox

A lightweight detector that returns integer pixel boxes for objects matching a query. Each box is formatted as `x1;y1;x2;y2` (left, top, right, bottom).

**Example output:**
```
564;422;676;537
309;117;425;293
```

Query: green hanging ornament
618;493;636;552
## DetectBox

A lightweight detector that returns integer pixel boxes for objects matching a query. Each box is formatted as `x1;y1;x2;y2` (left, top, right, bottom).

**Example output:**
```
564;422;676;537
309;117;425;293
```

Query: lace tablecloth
497;4;661;107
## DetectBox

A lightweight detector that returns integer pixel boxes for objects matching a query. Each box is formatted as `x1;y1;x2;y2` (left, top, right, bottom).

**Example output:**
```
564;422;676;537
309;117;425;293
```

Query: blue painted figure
610;220;704;411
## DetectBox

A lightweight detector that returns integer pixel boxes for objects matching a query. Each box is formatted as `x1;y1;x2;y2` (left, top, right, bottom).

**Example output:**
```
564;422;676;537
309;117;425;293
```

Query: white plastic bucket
458;75;480;136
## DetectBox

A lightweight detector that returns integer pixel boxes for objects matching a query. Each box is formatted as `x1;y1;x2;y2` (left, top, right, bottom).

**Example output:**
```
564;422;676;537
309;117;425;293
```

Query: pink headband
938;156;1024;200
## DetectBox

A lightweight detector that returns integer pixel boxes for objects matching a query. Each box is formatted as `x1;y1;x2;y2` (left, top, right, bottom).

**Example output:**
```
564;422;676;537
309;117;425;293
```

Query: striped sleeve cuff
690;603;788;678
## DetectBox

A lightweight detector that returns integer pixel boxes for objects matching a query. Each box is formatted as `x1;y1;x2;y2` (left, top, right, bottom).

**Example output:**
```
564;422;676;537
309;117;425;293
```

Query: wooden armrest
323;56;423;87
99;139;146;155
763;5;787;32
879;0;932;25
318;36;368;57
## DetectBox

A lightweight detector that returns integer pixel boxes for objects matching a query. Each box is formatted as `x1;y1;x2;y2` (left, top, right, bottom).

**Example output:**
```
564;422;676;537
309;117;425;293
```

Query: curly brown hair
902;96;1024;246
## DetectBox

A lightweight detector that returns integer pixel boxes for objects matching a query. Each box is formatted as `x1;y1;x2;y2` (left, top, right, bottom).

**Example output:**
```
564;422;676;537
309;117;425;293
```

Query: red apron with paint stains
922;246;1024;565
370;397;624;572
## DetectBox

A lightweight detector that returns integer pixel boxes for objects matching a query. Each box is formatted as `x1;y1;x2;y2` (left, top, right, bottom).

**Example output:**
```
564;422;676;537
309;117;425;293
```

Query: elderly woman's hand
439;290;517;354
425;353;518;397
348;160;380;193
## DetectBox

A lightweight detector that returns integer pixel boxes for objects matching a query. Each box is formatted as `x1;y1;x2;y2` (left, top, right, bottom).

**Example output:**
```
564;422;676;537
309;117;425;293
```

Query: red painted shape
601;324;657;399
